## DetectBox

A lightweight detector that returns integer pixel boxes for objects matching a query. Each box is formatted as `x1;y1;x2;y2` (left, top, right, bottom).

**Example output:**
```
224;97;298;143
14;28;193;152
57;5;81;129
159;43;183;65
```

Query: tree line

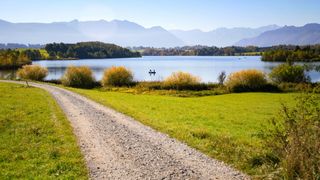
0;42;141;69
261;45;320;62
133;45;320;62
2;43;320;69
0;49;42;69
132;46;263;56
45;42;141;59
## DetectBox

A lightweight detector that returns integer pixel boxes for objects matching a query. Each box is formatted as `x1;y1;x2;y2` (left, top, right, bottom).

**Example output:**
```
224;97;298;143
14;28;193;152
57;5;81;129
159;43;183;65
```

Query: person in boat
148;69;156;76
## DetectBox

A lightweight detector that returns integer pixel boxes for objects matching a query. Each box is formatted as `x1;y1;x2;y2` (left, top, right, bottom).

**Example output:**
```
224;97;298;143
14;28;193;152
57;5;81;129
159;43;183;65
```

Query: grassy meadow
0;82;88;179
68;87;297;176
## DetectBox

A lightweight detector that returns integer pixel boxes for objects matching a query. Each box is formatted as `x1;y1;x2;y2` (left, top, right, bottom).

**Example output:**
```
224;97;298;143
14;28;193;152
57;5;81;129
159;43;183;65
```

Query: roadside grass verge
67;87;296;176
101;86;226;97
0;82;88;179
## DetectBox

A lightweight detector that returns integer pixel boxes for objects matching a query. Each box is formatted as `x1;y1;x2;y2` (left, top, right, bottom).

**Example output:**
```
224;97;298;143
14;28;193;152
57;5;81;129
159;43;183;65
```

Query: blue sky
0;0;319;30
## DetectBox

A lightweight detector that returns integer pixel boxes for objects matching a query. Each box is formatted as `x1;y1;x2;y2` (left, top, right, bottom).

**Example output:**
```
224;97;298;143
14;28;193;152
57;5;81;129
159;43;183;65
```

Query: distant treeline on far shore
1;42;320;69
131;45;320;61
0;42;141;69
261;45;320;62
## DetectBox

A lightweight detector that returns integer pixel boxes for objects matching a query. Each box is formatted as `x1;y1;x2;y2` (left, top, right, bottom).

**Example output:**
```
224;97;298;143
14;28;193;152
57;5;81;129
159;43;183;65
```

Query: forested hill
0;42;141;69
0;49;38;69
45;42;141;59
262;44;320;62
133;45;320;61
236;23;320;47
134;46;263;56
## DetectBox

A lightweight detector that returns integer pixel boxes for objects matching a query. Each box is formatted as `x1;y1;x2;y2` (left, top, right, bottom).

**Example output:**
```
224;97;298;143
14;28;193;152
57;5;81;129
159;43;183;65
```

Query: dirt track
1;80;248;180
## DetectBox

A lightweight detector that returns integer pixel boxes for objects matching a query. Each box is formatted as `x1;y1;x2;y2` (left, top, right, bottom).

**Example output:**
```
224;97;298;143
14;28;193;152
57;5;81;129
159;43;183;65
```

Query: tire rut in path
2;81;249;180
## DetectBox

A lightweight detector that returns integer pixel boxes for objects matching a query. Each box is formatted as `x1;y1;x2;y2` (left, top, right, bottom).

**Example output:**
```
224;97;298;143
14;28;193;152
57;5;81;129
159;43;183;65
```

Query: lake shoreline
33;55;143;61
0;62;32;70
1;56;320;82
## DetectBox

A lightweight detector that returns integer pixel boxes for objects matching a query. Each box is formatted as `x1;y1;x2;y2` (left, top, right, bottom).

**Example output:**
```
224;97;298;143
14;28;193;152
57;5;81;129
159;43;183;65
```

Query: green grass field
0;82;88;179
68;87;296;176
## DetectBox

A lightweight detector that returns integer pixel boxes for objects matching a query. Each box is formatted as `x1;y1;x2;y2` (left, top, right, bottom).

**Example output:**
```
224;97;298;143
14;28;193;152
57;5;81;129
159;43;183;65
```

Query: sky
0;0;319;31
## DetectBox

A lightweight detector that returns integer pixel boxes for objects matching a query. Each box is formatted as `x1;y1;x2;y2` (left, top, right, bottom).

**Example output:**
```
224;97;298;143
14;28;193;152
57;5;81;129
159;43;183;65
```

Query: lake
1;56;320;82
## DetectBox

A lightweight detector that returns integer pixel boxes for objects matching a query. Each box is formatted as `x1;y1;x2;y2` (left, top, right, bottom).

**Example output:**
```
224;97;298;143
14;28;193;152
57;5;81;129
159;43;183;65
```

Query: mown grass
0;82;88;179
67;87;296;176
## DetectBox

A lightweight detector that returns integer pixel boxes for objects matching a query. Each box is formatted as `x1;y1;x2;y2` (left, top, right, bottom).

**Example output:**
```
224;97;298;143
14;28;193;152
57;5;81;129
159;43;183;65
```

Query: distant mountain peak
305;23;320;25
303;23;320;28
0;19;318;47
149;26;165;30
110;19;125;23
170;25;280;47
235;23;320;47
0;19;185;47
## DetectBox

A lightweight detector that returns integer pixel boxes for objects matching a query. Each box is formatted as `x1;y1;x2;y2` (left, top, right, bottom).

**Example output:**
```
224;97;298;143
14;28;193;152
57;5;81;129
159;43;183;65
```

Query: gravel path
1;80;249;180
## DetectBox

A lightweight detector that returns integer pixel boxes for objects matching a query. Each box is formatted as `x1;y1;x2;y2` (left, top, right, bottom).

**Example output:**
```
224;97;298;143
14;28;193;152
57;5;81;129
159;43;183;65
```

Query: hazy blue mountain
170;25;280;47
0;20;88;44
2;19;319;47
0;19;185;47
235;23;320;47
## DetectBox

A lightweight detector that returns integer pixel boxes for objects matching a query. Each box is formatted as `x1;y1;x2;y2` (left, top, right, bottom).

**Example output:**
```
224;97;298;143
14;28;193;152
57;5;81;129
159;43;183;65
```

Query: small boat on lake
149;69;156;76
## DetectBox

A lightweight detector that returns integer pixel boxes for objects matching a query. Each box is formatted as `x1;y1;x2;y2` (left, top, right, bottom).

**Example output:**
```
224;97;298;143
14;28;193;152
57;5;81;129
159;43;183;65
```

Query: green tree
269;64;310;83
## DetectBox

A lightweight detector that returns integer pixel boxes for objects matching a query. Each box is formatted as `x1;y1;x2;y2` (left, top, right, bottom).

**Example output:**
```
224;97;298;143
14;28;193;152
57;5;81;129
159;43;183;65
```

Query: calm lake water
1;56;320;82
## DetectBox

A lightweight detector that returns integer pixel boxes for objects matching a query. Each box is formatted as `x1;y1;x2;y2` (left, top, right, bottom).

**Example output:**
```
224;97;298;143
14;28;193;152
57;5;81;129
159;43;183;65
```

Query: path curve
1;80;249;180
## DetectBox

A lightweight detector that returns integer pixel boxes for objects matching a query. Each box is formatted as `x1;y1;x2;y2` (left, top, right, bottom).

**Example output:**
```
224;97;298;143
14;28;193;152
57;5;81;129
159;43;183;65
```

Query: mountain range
235;23;320;47
0;19;184;47
0;19;319;47
170;25;280;47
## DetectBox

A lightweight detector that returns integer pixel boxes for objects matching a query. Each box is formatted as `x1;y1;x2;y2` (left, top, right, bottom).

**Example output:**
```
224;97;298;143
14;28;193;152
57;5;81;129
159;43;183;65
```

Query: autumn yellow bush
101;66;133;87
17;64;48;81
226;69;268;92
61;66;95;88
163;71;201;90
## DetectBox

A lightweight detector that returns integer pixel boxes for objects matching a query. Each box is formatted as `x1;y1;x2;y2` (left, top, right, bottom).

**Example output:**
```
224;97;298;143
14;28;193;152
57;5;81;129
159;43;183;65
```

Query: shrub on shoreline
61;66;95;88
163;71;201;90
225;69;268;92
101;66;134;87
18;64;318;94
17;65;48;81
269;64;310;83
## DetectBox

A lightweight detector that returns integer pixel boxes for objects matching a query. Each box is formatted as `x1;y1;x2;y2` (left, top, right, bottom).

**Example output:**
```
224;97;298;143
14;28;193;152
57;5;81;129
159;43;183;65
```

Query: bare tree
217;71;226;85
